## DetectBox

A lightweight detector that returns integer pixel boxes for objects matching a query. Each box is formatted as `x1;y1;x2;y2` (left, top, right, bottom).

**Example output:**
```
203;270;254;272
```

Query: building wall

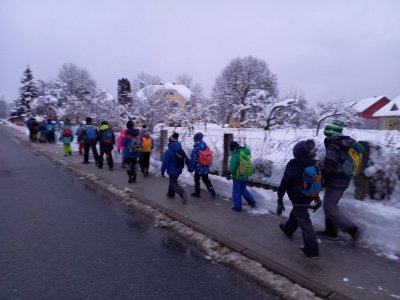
378;116;400;130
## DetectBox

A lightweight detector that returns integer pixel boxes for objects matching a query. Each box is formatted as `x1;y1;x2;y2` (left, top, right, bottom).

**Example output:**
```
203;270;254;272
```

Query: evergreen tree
117;78;132;105
15;66;39;116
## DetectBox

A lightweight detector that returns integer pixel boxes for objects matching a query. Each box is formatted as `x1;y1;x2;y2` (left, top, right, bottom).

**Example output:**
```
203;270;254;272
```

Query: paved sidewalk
2;124;399;300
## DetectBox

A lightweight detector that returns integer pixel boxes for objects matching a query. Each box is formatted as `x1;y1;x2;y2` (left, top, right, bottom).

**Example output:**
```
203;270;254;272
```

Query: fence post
160;129;168;160
354;141;370;200
222;133;234;176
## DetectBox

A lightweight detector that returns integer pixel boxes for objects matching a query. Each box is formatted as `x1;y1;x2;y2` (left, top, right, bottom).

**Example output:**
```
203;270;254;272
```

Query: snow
373;95;400;117
345;95;387;113
136;82;192;101
5;121;400;260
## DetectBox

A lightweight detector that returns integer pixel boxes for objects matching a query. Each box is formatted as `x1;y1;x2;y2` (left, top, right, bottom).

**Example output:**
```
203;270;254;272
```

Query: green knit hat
324;121;345;137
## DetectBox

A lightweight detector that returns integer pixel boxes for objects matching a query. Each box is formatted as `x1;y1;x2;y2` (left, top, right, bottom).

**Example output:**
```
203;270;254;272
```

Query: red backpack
198;147;213;166
63;128;72;137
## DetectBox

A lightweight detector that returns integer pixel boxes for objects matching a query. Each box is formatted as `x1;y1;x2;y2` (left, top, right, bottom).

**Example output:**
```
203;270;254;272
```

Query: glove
311;198;322;213
161;172;165;178
276;198;285;216
225;172;231;180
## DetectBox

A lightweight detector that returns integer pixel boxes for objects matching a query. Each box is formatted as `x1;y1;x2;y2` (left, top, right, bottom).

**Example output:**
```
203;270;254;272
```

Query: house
136;82;192;108
372;95;400;130
344;95;391;129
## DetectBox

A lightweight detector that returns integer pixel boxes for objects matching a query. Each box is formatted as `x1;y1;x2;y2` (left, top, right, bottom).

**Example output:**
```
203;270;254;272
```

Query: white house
372;95;400;130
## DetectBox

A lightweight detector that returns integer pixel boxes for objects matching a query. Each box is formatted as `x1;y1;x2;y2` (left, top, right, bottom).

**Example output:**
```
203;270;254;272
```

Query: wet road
0;130;279;299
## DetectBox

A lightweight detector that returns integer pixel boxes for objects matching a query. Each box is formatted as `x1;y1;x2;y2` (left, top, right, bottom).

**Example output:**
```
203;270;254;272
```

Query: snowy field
5;121;400;260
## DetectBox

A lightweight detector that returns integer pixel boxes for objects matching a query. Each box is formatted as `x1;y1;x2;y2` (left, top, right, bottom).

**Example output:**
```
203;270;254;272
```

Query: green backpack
238;150;254;177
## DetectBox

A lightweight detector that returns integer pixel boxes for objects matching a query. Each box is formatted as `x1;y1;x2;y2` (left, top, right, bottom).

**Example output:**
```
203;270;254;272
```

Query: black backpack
175;150;186;169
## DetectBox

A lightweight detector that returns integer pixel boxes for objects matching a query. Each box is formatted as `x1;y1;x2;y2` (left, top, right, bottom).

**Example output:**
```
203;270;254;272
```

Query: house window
390;104;398;111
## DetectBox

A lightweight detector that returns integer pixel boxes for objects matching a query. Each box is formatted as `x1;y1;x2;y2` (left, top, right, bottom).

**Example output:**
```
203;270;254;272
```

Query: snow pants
231;179;255;211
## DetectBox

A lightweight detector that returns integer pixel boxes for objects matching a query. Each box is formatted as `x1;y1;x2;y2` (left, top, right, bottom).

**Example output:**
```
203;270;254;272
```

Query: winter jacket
117;129;127;152
122;130;141;160
188;140;210;174
277;158;316;204
161;141;189;177
228;147;252;181
322;134;355;189
99;124;115;145
59;125;73;144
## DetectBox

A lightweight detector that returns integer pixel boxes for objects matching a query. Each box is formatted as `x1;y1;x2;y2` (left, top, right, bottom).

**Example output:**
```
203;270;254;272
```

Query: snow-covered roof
345;95;387;113
136;82;192;101
373;95;400;117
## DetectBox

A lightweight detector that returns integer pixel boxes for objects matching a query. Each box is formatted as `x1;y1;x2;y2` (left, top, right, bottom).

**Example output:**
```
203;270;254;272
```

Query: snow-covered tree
212;56;278;124
0;97;9;118
57;63;97;102
14;66;39;116
314;101;364;136
131;72;163;94
117;78;132;105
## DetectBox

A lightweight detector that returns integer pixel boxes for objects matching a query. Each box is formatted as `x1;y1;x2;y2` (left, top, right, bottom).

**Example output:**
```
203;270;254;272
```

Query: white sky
1;0;400;104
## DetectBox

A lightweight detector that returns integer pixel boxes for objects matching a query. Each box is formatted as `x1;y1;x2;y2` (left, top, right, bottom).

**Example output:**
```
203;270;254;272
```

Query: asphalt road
0;131;279;299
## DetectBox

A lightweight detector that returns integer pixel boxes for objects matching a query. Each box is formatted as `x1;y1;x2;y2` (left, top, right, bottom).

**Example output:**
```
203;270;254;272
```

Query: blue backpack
85;125;97;140
101;129;113;144
300;166;322;198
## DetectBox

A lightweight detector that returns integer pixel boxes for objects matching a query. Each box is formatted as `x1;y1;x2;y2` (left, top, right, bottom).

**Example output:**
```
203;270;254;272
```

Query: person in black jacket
317;122;360;242
276;139;320;258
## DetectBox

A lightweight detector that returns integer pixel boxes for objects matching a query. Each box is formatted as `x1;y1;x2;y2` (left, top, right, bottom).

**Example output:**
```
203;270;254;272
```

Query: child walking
161;133;189;204
122;128;142;183
227;141;256;211
276;139;321;258
60;122;73;156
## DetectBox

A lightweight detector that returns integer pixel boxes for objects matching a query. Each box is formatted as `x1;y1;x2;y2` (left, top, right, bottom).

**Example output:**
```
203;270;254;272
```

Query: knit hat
126;120;134;129
101;120;108;126
293;139;316;159
131;128;140;137
141;124;149;134
169;132;179;142
229;141;239;151
193;132;203;142
324;121;345;137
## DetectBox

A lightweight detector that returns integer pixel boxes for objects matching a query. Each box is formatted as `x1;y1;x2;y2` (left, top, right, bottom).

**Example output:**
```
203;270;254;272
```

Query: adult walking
98;121;116;170
80;117;100;165
188;132;216;198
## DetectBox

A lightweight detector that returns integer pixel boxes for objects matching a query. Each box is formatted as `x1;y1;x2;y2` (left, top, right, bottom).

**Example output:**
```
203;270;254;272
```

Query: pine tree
117;78;132;105
15;66;39;116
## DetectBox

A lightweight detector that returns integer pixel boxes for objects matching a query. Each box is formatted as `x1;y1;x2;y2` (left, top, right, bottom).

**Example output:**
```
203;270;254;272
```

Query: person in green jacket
227;141;256;212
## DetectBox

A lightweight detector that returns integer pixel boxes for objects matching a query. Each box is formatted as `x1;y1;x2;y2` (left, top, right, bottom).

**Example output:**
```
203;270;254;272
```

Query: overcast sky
1;0;399;105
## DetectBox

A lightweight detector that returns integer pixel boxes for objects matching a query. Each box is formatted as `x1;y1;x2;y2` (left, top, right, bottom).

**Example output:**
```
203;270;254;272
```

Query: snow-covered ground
5;121;400;260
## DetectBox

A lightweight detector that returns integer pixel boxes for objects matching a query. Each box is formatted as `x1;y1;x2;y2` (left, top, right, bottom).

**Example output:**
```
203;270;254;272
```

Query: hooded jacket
322;134;355;189
161;141;189;177
228;147;253;181
188;140;210;174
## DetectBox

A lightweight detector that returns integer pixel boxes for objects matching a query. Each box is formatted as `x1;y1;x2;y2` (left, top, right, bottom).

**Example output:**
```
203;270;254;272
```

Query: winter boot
316;218;338;240
208;186;216;197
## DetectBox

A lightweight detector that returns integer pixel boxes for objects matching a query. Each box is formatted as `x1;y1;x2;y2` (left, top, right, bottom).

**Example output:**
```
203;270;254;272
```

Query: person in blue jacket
188;132;216;198
161;132;189;204
122;127;141;183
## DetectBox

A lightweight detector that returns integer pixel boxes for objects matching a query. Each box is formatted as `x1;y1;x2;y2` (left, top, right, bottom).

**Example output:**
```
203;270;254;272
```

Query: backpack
130;137;142;154
175;150;186;169
46;124;54;132
85;125;97;140
300;166;323;198
238;150;254;177
101;129;113;144
63;128;72;137
341;142;364;178
142;137;152;152
198;147;213;166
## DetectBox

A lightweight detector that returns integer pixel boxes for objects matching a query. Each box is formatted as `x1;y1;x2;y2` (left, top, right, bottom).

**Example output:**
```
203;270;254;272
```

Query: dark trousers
167;176;185;199
194;172;213;194
139;152;151;172
125;157;138;177
99;143;113;169
282;205;319;257
83;140;99;163
46;132;55;143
